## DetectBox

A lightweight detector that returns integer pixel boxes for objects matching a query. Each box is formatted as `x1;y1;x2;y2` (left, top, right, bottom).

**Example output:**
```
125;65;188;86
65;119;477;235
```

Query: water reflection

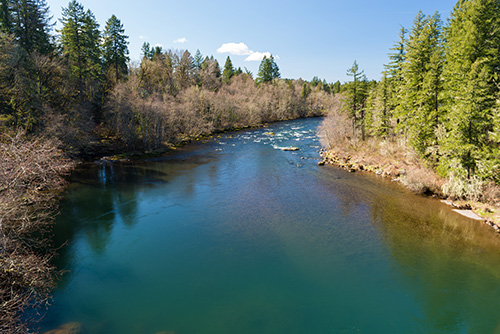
43;118;500;334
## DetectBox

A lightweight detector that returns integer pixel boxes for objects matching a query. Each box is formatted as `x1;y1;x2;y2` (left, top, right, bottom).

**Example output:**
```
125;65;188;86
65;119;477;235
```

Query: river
40;117;500;334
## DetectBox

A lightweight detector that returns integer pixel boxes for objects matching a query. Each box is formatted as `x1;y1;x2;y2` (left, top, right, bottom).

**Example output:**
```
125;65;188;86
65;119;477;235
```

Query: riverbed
40;117;500;334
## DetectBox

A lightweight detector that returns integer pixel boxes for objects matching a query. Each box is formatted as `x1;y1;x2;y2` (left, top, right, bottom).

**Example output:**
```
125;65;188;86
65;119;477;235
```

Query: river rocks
43;322;82;334
282;147;299;151
318;159;326;166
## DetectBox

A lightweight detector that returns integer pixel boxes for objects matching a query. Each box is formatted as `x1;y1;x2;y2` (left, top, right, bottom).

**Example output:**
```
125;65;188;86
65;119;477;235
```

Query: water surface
41;118;500;334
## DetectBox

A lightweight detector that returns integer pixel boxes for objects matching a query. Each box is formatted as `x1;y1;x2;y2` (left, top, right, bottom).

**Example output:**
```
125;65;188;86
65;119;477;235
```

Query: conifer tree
256;55;280;84
440;0;500;179
2;0;53;55
345;60;368;140
102;14;129;85
59;0;101;100
398;11;443;155
222;55;234;84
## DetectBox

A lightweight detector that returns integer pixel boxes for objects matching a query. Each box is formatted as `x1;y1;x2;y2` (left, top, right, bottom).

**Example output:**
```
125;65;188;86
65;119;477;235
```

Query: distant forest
1;0;500;331
0;0;338;158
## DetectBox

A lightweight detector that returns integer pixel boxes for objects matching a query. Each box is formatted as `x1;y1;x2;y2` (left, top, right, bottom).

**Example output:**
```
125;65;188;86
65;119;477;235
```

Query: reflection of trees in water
52;155;221;286
368;191;500;333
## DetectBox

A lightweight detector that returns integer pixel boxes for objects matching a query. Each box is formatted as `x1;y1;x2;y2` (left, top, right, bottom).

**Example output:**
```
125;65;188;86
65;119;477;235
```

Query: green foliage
439;0;500;179
3;0;53;55
102;14;129;85
256;55;280;84
344;60;369;140
396;11;444;156
222;56;234;84
59;0;101;100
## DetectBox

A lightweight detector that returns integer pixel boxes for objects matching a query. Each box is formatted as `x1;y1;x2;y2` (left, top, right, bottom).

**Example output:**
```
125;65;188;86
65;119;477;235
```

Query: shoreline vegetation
316;0;500;230
1;0;500;332
0;0;336;330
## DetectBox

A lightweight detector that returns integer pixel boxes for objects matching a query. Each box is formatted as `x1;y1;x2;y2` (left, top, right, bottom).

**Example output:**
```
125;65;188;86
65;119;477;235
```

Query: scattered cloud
217;42;253;55
139;35;146;40
244;52;271;62
217;42;275;62
174;37;187;44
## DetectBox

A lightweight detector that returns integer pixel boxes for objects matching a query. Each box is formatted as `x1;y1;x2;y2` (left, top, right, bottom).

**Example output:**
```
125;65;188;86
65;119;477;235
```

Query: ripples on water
41;118;500;334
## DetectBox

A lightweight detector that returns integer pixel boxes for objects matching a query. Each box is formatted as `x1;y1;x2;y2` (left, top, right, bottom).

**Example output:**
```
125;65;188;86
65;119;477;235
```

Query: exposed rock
452;209;483;221
282;147;299;151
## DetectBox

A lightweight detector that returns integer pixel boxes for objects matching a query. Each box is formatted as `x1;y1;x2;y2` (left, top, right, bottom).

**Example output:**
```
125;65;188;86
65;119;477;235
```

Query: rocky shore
318;148;500;233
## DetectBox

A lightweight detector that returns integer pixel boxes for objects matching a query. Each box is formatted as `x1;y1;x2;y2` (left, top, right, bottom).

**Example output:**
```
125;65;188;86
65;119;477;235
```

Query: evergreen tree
345;60;368;140
398;11;443;155
440;0;500;179
256;55;280;84
222;55;234;84
0;1;12;33
59;0;101;100
4;0;53;55
102;14;129;85
141;42;153;60
193;49;203;69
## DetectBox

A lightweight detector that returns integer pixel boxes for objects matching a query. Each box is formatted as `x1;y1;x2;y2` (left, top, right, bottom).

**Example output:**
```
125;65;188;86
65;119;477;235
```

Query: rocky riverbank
318;148;500;233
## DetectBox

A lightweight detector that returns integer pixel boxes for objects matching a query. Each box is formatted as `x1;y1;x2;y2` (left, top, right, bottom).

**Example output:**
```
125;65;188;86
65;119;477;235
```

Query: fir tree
102;14;129;84
8;0;53;55
440;0;500;179
222;56;234;84
345;60;368;140
256;55;280;84
398;11;443;155
59;0;101;100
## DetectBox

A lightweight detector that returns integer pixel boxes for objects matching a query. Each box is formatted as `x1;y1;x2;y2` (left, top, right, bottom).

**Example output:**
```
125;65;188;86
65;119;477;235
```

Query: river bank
318;146;500;232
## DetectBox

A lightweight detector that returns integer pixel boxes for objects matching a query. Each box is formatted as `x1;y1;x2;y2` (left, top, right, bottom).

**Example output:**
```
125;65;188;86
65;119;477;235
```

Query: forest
0;0;336;331
1;0;500;332
321;0;500;203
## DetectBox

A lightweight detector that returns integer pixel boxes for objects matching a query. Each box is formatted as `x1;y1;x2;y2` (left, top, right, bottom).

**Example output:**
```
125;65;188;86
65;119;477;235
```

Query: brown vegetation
0;131;73;333
318;106;500;227
105;69;332;153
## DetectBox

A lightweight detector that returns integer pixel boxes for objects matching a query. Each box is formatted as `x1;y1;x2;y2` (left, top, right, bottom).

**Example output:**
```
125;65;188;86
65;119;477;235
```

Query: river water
40;117;500;334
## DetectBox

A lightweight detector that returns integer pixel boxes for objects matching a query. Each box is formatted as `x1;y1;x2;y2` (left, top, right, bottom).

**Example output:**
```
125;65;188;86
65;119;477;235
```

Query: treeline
0;0;337;157
0;1;338;330
334;0;500;191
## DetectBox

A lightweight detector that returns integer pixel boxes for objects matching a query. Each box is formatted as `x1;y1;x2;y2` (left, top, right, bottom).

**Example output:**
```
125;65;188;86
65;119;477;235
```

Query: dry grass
318;109;500;227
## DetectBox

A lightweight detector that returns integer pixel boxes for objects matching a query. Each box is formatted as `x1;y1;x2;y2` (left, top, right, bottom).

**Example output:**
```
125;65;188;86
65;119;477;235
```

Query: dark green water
40;118;500;334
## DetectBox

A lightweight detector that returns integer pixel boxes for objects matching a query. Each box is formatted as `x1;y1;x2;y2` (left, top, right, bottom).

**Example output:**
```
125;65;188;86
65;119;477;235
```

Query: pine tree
256;55;280;84
222;55;234;84
440;0;500;179
102;14;129;85
59;0;101;100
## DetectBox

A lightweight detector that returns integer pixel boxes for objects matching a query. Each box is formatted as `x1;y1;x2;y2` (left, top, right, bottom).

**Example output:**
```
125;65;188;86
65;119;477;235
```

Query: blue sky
46;0;457;82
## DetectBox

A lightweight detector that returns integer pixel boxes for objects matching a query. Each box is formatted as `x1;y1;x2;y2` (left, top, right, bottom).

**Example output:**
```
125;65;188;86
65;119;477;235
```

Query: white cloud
217;42;276;62
174;37;187;44
217;42;253;55
139;35;146;40
244;51;272;62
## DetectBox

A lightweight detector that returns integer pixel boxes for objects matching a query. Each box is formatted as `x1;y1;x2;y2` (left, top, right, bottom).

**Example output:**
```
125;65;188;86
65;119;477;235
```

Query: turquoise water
41;118;500;334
